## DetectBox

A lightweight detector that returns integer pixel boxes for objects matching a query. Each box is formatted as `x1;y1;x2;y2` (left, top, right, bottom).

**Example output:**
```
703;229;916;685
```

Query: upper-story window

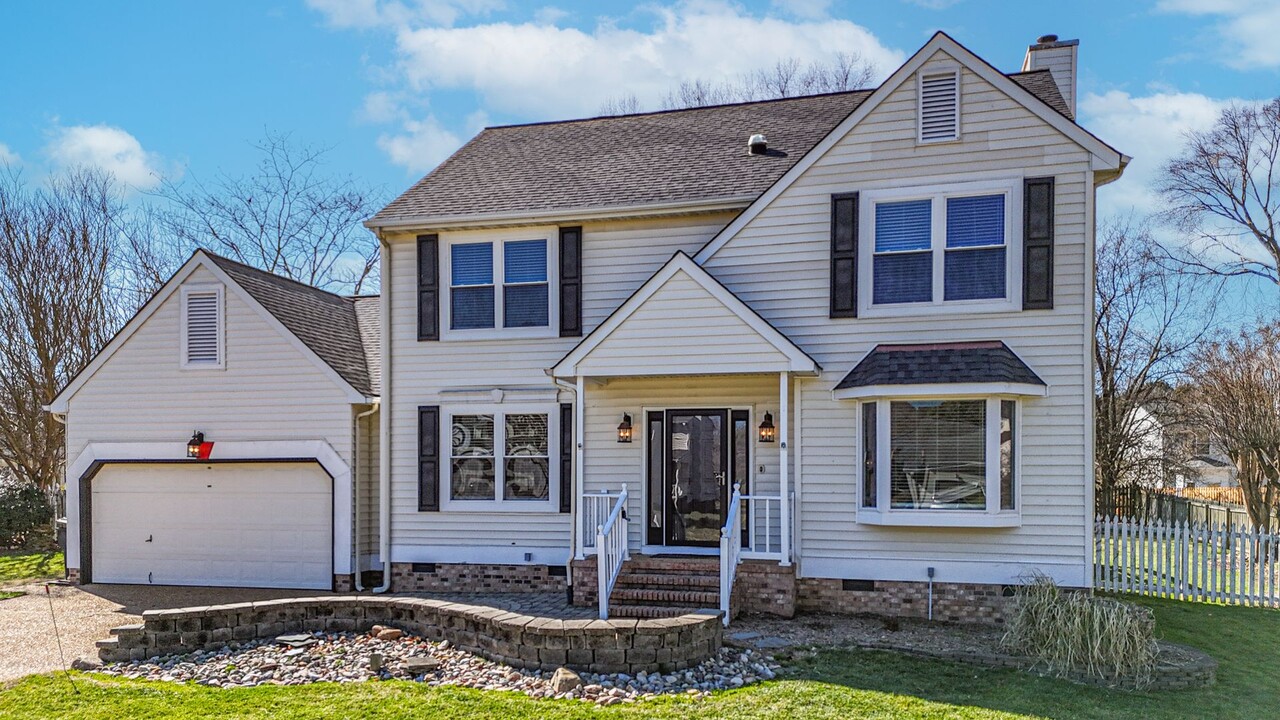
445;234;556;339
861;179;1020;316
180;285;224;370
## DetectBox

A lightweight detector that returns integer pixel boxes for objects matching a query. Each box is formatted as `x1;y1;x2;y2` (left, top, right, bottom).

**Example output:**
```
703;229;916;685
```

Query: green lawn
0;595;1272;719
0;550;63;585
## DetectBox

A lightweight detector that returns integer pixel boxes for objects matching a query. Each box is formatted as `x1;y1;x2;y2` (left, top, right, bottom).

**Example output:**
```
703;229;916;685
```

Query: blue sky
1;0;1278;304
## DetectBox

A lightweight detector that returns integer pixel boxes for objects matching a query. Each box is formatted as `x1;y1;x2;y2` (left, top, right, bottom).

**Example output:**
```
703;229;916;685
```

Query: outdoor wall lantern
187;431;214;460
758;412;776;443
617;414;633;443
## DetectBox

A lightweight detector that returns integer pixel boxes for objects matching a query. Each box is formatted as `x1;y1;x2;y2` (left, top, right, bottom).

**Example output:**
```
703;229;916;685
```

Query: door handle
145;534;153;543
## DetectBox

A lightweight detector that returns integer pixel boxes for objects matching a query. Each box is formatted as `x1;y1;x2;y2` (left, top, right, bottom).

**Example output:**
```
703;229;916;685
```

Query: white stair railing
596;485;629;620
719;483;744;627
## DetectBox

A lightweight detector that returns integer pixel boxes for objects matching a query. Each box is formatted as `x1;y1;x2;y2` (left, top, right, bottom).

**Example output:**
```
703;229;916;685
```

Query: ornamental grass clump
1000;574;1156;687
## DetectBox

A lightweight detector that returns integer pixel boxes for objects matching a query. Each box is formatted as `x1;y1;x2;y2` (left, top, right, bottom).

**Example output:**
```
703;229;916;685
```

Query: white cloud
0;143;19;166
359;91;407;124
44;124;164;189
391;2;904;119
1157;0;1280;69
377;115;462;174
769;0;831;19
1080;90;1235;219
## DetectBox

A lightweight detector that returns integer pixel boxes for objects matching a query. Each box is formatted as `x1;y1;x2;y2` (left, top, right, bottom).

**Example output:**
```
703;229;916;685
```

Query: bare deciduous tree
1095;219;1219;495
1186;325;1280;527
0;168;124;489
1158;98;1280;285
156;132;383;294
597;53;877;115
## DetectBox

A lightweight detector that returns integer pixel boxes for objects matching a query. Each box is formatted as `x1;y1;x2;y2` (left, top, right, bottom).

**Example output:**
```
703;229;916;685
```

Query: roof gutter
363;196;756;232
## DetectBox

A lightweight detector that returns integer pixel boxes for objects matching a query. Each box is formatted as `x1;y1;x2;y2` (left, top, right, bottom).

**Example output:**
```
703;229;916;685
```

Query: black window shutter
559;226;583;337
559;403;573;514
1022;177;1055;310
417;234;439;340
418;406;440;511
830;193;859;318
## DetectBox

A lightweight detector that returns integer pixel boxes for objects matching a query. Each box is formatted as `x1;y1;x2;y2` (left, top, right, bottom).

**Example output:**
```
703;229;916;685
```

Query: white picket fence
1095;516;1280;607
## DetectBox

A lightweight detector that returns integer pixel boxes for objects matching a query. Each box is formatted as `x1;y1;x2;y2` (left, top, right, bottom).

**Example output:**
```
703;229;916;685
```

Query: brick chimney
1021;34;1079;119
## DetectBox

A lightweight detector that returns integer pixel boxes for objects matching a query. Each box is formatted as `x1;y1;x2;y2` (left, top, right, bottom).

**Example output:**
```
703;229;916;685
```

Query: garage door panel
91;462;332;590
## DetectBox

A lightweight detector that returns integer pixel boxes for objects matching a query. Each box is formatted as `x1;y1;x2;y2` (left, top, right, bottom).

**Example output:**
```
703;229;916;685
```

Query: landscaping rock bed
95;626;781;705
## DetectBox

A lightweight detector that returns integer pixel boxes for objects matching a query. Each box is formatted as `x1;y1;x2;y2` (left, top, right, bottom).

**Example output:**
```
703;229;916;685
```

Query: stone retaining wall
96;596;722;675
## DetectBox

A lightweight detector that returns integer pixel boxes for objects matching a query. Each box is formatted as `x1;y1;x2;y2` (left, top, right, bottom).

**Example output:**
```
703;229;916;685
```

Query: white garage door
91;462;332;590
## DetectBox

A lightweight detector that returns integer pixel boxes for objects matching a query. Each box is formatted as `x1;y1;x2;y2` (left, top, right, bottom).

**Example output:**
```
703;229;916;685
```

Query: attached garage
88;462;333;590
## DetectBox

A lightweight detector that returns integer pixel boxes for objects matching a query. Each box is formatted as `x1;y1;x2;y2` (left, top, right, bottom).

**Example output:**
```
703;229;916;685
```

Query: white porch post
574;375;586;560
779;372;791;566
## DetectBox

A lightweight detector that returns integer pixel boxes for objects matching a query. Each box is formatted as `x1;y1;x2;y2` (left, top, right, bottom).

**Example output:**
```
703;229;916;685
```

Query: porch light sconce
187;431;214;460
758;412;776;443
617;414;633;443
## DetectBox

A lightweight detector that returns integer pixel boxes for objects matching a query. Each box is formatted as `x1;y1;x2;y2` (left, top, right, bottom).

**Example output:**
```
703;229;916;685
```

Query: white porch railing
719;483;744;627
580;490;618;555
740;494;785;559
596;485;629;620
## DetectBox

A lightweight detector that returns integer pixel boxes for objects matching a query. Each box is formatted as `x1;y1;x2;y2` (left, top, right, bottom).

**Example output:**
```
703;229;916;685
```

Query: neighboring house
54;32;1129;622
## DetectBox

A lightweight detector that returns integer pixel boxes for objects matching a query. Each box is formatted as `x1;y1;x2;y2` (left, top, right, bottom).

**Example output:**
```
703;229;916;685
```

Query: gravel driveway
0;581;330;682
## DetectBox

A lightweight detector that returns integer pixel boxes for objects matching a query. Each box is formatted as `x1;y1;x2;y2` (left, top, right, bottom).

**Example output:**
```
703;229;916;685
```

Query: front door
662;409;728;547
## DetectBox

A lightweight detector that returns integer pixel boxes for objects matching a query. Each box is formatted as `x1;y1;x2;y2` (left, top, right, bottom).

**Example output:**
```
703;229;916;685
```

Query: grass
0;595;1273;719
0;550;63;585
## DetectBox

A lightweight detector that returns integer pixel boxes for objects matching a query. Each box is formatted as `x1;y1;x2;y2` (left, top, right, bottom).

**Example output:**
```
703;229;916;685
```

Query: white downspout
779;372;791;567
353;401;380;592
374;234;394;594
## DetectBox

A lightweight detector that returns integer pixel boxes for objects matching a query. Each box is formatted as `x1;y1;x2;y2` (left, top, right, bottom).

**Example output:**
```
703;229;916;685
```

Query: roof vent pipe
747;133;768;155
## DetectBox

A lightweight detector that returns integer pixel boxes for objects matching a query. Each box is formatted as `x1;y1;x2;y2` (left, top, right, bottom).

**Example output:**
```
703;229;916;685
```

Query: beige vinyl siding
582;375;783;550
356;406;380;570
576;270;792;377
383;214;734;562
703;51;1094;586
66;267;355;463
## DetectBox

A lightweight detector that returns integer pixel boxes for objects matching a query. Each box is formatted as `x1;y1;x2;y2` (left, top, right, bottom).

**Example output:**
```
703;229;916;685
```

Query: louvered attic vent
919;71;960;143
183;288;222;367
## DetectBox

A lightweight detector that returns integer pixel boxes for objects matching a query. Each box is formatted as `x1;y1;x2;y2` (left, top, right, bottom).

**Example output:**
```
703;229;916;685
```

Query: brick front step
616;572;720;590
609;604;709;619
611;588;719;607
621;555;720;572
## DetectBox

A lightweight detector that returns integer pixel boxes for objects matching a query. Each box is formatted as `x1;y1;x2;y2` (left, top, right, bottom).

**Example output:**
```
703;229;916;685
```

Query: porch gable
551;252;819;378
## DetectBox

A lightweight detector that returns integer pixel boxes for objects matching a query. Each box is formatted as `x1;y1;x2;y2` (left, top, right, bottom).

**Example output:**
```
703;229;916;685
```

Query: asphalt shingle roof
835;341;1045;390
206;253;380;397
371;71;1076;225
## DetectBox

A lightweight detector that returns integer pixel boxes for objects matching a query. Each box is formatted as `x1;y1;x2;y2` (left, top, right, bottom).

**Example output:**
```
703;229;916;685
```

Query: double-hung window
445;406;558;510
858;397;1018;526
445;232;554;338
863;180;1019;314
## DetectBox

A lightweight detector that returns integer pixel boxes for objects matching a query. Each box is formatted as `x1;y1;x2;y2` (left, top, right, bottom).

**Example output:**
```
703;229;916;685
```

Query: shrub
0;476;54;549
1000;574;1157;686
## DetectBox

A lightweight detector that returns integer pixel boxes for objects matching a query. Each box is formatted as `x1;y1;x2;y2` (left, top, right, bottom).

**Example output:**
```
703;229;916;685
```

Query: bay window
858;397;1018;525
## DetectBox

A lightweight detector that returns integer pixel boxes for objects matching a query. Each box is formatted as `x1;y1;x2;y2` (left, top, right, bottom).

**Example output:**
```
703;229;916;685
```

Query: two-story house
52;32;1126;622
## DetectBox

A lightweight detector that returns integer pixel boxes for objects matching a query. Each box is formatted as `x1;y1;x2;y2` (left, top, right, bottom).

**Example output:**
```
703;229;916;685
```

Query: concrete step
615;572;720;590
608;604;708;619
611;587;719;607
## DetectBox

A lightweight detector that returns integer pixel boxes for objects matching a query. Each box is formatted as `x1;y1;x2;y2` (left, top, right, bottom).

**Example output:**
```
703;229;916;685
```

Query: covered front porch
549;253;819;621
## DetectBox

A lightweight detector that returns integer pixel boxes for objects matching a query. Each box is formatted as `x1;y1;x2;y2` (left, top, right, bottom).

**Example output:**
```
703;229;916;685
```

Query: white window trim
856;395;1021;528
858;178;1022;318
917;67;961;145
440;403;561;513
179;284;225;370
440;228;559;341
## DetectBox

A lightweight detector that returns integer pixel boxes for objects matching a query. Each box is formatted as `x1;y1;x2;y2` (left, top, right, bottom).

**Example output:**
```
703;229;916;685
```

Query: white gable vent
918;70;960;143
181;286;224;368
